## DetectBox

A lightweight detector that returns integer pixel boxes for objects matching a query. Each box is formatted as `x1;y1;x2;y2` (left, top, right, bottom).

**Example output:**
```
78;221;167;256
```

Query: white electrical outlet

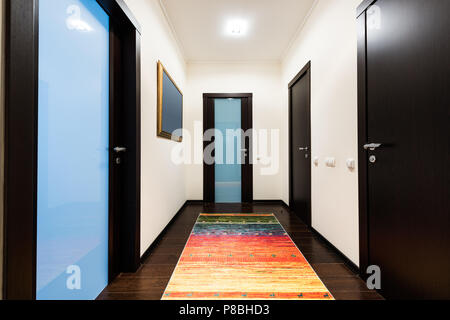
325;157;336;167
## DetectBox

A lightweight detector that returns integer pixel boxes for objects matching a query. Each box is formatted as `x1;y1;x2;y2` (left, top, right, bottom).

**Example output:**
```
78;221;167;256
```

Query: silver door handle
113;147;127;153
298;147;309;151
363;143;382;151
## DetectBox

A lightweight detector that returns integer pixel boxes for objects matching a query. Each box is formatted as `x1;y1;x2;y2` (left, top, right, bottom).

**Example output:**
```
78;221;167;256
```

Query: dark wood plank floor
98;202;383;300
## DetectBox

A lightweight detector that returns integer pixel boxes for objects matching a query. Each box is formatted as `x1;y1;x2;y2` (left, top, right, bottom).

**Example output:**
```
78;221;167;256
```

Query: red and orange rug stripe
162;213;333;300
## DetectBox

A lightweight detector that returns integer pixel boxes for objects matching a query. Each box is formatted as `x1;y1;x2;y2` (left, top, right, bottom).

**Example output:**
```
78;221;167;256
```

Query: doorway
4;0;141;300
203;93;253;203
357;0;450;299
289;62;312;226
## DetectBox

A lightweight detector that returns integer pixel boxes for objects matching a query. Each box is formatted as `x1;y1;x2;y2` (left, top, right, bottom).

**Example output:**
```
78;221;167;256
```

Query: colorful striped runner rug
162;213;333;300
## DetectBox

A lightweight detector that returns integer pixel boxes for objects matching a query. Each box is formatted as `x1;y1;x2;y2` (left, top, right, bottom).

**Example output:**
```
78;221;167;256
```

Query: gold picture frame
157;61;183;142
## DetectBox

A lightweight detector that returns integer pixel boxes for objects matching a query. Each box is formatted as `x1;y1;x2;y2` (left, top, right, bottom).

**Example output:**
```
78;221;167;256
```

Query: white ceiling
160;0;316;62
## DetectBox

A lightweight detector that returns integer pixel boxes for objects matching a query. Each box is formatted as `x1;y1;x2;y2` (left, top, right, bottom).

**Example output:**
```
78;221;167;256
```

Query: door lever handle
363;143;382;151
298;147;309;151
113;147;127;153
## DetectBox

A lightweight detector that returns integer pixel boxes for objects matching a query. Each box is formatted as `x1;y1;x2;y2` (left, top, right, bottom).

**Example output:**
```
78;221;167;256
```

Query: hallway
98;203;383;300
1;0;449;303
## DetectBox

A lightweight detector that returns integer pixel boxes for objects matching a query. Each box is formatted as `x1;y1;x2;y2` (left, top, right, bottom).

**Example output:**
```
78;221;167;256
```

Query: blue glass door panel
214;99;242;203
37;0;110;300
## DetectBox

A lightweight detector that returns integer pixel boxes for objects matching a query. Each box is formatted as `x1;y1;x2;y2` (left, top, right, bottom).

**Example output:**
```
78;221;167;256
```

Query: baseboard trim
310;227;360;275
140;200;189;263
280;200;290;210
185;200;204;205
252;199;290;208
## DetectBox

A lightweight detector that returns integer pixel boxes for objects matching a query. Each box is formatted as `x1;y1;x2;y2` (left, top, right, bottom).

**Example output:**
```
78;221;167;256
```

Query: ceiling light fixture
231;23;241;34
226;19;248;37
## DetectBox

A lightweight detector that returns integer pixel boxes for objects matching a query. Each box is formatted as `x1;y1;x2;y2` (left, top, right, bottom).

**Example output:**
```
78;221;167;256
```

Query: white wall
185;62;284;200
124;0;187;256
281;0;361;265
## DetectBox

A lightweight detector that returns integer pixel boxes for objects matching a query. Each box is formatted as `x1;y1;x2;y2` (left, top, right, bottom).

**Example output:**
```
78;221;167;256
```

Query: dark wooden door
289;63;311;226
362;0;450;299
203;93;253;203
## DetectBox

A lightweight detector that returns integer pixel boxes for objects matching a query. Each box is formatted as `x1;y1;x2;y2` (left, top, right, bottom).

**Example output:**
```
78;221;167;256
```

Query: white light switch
313;157;319;166
346;158;356;170
325;157;336;167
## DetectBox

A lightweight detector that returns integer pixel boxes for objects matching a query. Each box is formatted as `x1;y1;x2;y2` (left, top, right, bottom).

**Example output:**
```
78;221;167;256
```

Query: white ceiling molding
160;0;316;63
280;0;320;61
158;0;187;63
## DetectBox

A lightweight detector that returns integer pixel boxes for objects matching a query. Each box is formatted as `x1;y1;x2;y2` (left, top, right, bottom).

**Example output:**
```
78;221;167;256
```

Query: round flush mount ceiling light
225;19;248;36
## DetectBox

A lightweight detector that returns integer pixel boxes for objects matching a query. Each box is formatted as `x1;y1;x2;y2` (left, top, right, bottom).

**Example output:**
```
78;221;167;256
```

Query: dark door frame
288;61;312;226
203;93;253;203
357;0;377;18
3;0;141;299
356;6;369;277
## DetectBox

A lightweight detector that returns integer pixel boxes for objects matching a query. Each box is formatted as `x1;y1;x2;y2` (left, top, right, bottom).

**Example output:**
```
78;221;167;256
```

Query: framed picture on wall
157;61;183;142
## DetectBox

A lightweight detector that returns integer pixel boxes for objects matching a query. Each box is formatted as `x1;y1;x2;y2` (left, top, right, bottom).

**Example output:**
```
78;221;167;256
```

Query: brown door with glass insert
203;93;253;203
